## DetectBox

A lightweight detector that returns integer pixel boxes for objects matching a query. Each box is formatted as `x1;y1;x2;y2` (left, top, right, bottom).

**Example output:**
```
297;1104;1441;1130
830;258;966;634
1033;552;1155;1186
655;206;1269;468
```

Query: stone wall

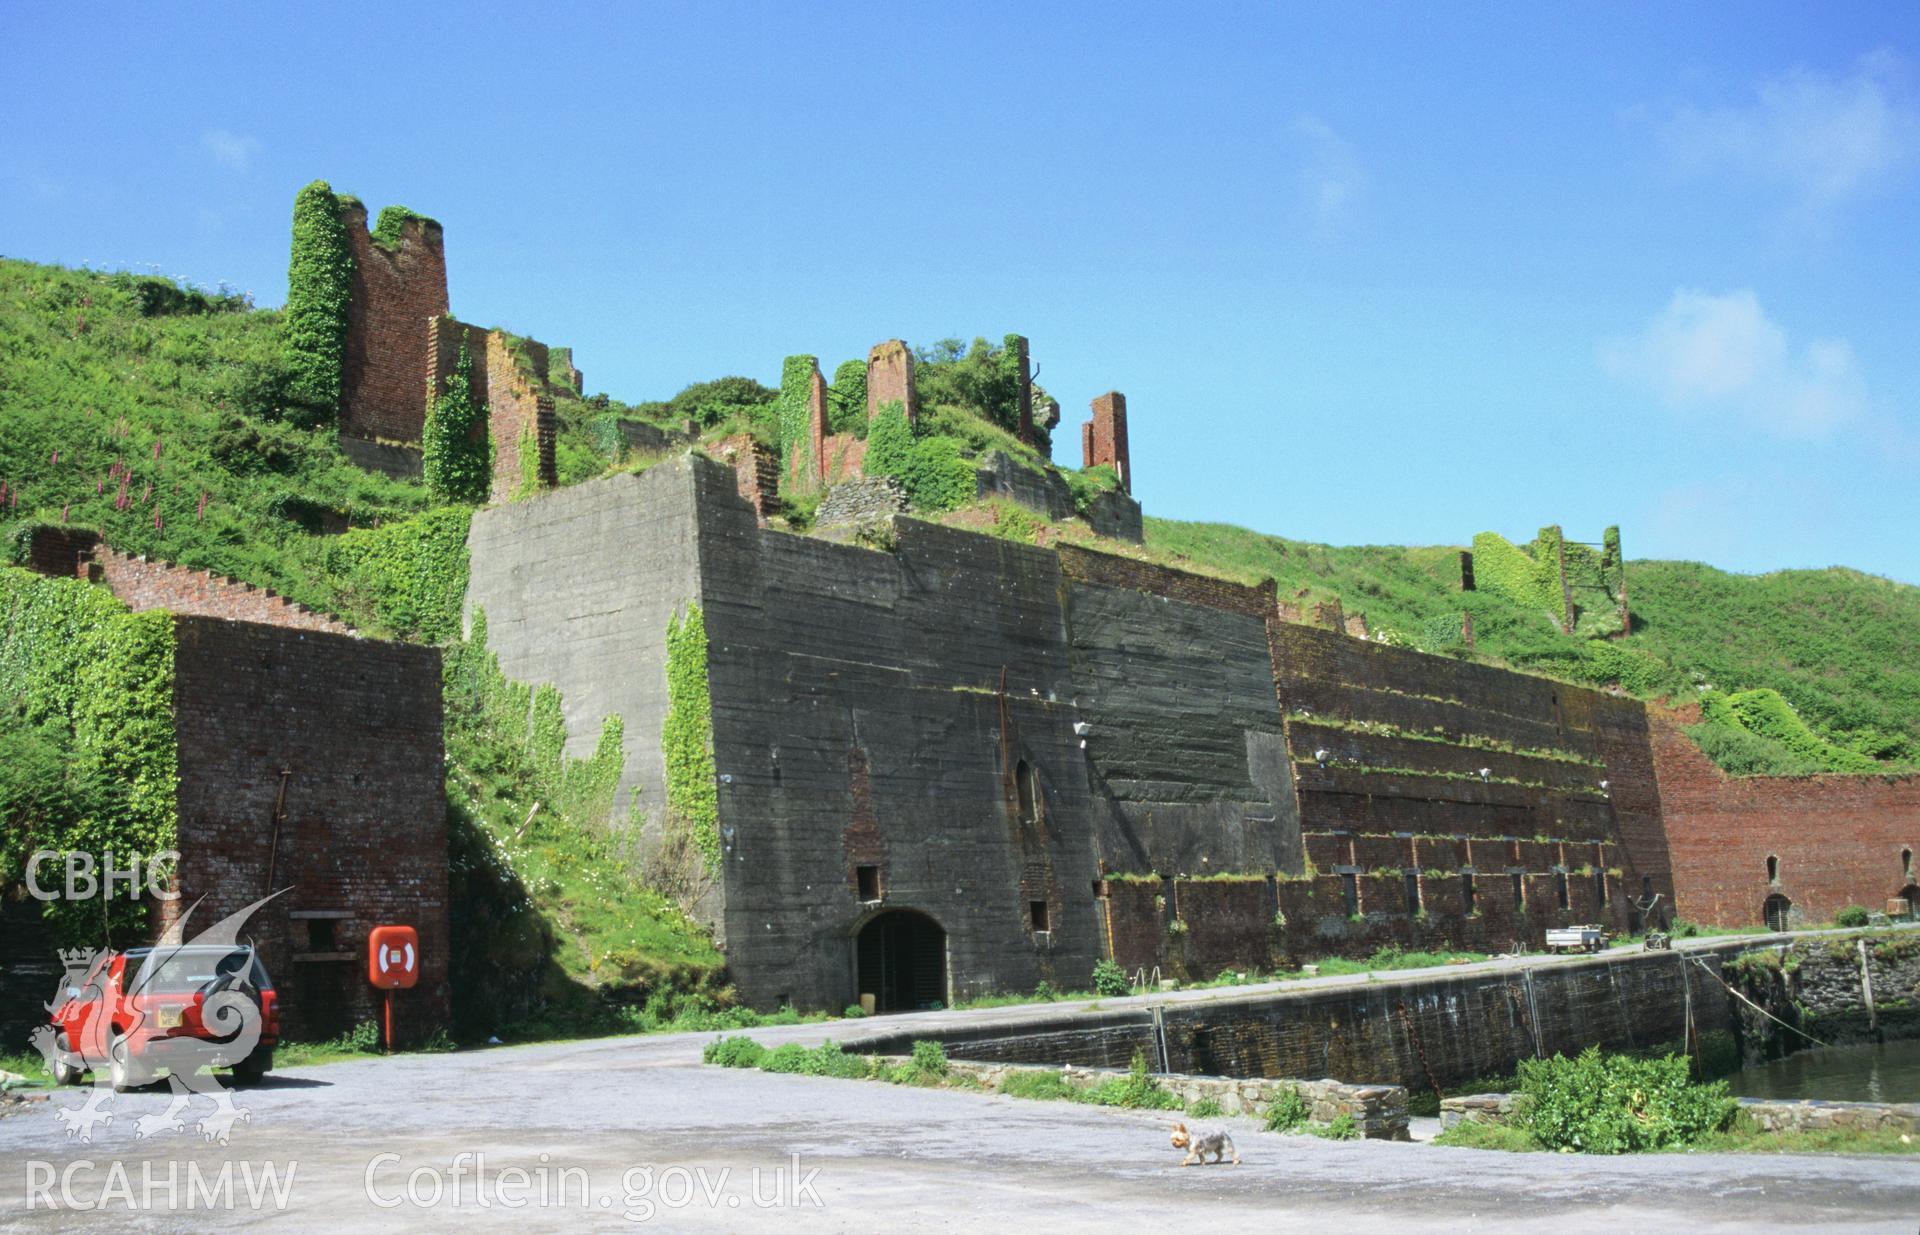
1726;932;1920;1059
463;464;1700;1009
1651;707;1920;928
692;463;1105;1007
1083;488;1144;543
815;478;905;532
616;419;691;455
1271;623;1666;943
862;939;1766;1095
336;435;423;481
975;450;1073;520
164;617;448;1043
340;203;448;444
872;1056;1409;1139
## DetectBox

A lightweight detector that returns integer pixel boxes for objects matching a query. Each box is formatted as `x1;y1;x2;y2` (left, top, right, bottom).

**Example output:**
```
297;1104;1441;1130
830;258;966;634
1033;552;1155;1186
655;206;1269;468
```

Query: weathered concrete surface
465;461;703;878
2;1006;1914;1232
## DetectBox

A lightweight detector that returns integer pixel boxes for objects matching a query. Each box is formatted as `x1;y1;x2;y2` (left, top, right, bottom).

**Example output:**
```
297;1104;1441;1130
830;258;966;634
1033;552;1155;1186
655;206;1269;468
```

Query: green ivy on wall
828;359;868;437
1471;530;1565;626
663;604;719;869
445;608;629;827
1699;687;1878;773
423;341;492;504
370;204;436;251
282;180;353;427
0;568;177;944
774;355;817;482
322;507;472;643
862;400;975;514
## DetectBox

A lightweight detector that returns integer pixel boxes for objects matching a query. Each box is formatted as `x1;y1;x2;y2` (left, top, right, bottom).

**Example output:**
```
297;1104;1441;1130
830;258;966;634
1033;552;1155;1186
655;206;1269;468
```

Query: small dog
1169;1121;1239;1166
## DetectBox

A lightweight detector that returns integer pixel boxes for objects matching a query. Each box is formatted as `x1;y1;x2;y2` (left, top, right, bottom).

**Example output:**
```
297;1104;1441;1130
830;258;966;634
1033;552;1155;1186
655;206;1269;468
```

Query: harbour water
1725;1038;1920;1104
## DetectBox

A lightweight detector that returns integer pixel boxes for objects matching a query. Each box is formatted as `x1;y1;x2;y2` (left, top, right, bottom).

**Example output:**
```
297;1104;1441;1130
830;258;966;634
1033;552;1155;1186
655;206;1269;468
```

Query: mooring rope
1687;954;1829;1048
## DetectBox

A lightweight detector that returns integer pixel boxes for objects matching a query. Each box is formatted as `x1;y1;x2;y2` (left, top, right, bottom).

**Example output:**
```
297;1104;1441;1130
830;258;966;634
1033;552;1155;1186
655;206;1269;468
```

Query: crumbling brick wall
1081;391;1131;492
426;316;558;503
340;202;448;444
866;339;918;424
166;617;449;1043
709;434;780;525
1650;705;1920;927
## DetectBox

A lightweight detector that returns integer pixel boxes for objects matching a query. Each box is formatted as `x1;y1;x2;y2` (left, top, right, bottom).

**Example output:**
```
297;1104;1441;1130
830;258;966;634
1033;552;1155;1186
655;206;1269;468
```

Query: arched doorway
1763;893;1793;932
855;910;948;1013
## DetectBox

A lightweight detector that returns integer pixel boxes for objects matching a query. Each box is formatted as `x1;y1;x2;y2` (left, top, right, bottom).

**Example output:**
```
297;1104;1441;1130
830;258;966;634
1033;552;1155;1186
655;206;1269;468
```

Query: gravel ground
2;935;1916;1233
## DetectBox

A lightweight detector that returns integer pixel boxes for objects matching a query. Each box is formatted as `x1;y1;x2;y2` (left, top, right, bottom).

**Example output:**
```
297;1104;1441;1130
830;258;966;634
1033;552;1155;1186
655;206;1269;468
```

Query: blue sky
4;2;1917;580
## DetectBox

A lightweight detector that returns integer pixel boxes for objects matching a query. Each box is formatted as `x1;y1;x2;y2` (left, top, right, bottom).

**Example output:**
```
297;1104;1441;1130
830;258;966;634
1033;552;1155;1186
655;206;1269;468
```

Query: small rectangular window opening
306;918;335;951
856;865;881;901
1341;872;1360;917
1555;869;1571;911
1029;900;1050;932
1404;870;1421;915
1463;872;1477;915
1511;872;1526;910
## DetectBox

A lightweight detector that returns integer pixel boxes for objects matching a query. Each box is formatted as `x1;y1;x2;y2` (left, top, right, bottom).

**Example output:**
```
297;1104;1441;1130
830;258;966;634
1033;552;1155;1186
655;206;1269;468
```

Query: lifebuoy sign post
367;925;419;1053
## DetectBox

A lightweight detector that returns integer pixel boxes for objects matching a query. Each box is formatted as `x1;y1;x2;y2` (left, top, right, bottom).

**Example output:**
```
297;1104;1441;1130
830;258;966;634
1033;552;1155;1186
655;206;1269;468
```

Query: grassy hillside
1142;519;1920;775
0;258;720;1035
5;252;1914;795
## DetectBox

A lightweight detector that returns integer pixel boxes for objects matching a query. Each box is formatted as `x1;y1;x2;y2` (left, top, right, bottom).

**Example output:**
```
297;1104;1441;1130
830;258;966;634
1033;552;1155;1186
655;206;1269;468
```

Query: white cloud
1293;115;1362;233
200;129;261;173
1661;52;1919;218
1602;289;1866;437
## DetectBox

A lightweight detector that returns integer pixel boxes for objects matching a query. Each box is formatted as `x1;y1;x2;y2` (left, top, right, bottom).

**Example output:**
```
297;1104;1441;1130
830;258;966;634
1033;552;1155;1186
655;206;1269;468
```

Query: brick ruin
1650;704;1920;927
339;201;449;445
865;339;918;423
337;205;568;502
17;530;450;1042
1081;391;1131;492
426;316;561;504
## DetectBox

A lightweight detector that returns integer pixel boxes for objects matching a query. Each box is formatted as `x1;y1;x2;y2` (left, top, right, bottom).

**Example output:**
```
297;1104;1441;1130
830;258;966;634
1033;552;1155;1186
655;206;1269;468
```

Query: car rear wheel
229;1047;272;1087
50;1033;84;1086
108;1032;144;1093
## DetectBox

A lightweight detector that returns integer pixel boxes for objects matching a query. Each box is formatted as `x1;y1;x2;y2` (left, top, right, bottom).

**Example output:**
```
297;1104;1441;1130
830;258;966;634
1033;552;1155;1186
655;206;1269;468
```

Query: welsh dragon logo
28;890;285;1144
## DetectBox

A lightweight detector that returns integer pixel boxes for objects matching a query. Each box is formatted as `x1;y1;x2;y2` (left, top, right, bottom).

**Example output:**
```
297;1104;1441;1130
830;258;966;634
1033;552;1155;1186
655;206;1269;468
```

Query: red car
48;945;279;1091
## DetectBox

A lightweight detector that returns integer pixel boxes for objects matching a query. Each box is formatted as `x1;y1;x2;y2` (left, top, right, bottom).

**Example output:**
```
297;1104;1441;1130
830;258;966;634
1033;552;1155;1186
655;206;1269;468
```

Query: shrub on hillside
1834;905;1871;928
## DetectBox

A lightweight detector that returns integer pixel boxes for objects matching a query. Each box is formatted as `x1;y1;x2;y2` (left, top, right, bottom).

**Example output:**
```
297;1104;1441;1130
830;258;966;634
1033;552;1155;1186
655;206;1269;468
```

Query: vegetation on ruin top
3;255;1915;788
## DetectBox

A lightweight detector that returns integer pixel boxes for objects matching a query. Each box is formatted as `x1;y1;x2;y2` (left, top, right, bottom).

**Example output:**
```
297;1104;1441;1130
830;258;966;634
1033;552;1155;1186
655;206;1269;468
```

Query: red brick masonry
340;203;449;443
1650;705;1920;927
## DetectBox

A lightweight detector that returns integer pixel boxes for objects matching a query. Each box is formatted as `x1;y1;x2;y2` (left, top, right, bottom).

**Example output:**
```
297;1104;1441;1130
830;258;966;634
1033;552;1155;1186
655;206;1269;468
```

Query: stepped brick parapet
23;528;354;634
